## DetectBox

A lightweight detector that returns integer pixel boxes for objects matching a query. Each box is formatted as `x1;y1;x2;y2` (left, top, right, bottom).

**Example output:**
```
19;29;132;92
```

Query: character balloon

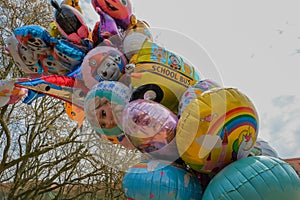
92;7;120;47
176;88;259;174
51;0;91;47
5;35;41;77
84;81;132;143
122;99;179;161
64;102;85;127
128;39;200;114
91;0;132;30
81;46;127;89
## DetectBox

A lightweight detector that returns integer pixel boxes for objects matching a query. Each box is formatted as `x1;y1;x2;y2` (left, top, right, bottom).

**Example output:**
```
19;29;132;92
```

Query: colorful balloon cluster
3;0;299;199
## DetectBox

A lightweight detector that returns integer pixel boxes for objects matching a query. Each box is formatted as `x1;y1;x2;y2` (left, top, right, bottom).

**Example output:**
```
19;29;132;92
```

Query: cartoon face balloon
81;46;127;89
176;88;259;174
13;25;55;55
5;36;41;77
52;0;89;45
122;99;179;160
84;81;132;136
91;0;132;29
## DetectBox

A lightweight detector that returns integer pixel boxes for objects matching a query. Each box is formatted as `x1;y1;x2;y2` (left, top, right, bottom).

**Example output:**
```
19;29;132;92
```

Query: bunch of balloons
3;0;299;199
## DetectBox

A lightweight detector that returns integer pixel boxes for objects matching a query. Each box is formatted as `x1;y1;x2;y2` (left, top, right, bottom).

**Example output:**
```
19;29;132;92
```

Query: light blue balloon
123;160;203;200
202;156;300;200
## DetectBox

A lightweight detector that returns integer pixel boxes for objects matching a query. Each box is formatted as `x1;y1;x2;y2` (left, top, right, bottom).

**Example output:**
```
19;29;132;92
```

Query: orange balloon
64;102;85;127
62;0;83;13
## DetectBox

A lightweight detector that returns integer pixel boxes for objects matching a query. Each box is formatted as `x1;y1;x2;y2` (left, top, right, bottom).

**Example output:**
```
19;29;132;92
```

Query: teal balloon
123;160;203;200
202;156;300;200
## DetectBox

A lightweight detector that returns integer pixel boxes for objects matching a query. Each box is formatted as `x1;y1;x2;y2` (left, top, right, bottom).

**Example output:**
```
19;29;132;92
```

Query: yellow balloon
48;21;61;38
176;88;259;174
129;40;200;114
62;0;82;13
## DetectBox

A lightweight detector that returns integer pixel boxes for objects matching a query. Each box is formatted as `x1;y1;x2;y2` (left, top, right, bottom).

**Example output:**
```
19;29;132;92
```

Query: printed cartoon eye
114;56;121;63
89;59;97;66
105;63;111;67
21;55;27;61
101;110;106;118
120;0;127;6
21;46;28;51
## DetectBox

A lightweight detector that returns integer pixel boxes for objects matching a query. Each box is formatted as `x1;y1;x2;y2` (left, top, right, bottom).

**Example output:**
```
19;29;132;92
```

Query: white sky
79;0;300;158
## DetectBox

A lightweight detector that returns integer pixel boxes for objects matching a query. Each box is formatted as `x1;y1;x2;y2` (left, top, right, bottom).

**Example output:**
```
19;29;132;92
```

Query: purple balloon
122;99;179;161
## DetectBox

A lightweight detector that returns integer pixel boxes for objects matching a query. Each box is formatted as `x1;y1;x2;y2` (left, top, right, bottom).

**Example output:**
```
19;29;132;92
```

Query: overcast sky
77;0;300;159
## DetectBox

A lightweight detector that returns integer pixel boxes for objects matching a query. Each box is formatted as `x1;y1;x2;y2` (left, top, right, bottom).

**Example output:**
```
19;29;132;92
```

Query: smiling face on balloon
86;96;117;129
89;53;122;81
92;0;132;20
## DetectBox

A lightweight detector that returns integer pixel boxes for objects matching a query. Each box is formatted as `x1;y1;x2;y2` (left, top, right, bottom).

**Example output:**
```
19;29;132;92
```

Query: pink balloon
122;99;179;161
0;79;27;107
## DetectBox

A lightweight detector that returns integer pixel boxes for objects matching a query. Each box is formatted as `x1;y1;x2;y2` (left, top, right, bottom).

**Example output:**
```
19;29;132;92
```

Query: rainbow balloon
176;88;259;174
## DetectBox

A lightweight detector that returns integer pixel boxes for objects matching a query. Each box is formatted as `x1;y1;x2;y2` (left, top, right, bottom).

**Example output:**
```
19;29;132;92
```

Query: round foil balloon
129;40;200;115
84;81;131;137
100;133;135;150
202;156;300;200
122;15;152;60
178;79;220;117
122;99;179;161
123;160;203;200
176;88;259;174
249;138;279;158
81;46;127;89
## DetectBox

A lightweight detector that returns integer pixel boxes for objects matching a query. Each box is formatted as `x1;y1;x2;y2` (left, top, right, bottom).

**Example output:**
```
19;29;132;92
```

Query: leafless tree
0;1;140;199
